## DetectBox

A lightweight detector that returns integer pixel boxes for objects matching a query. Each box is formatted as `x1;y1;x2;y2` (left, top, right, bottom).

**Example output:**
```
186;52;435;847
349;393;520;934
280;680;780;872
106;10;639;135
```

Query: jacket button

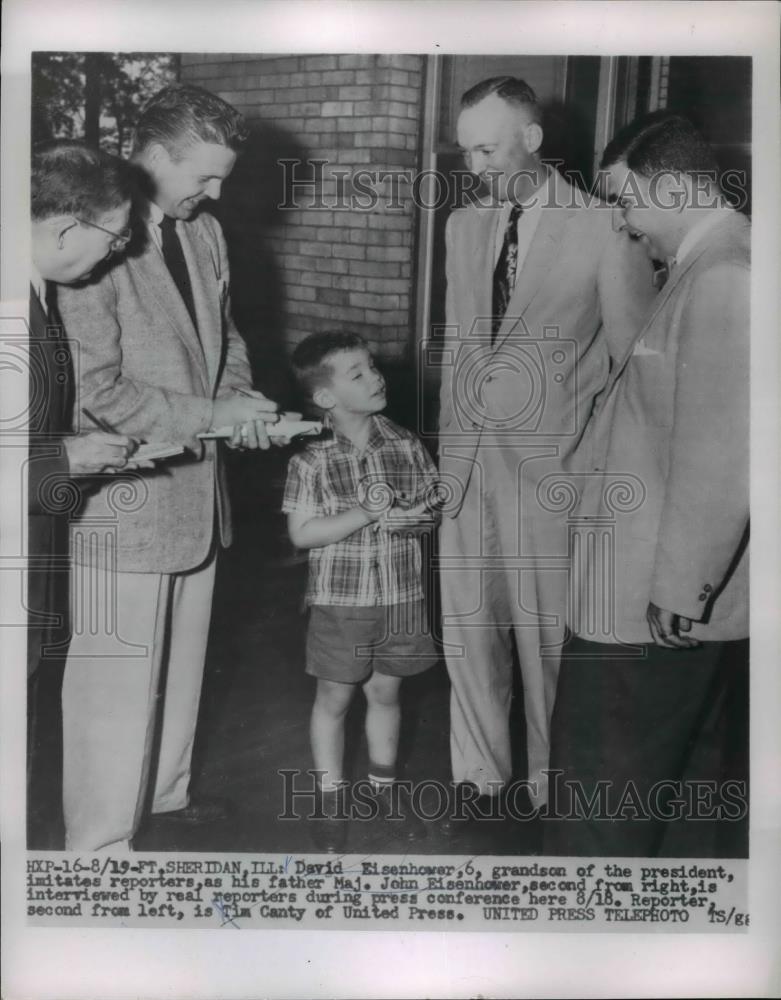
703;583;713;593
698;592;708;601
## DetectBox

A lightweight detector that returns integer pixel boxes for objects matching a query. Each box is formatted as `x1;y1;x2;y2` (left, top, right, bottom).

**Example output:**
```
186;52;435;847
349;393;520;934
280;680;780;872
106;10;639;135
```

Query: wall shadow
542;98;599;192
214;120;309;409
208;122;311;585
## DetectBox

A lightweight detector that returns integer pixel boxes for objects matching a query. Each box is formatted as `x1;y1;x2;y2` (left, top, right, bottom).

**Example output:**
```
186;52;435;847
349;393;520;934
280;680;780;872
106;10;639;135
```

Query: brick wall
180;54;424;366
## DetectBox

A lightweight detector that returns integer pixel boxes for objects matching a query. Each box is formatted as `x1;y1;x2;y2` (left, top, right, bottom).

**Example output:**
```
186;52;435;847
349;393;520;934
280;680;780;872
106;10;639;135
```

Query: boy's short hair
291;331;368;398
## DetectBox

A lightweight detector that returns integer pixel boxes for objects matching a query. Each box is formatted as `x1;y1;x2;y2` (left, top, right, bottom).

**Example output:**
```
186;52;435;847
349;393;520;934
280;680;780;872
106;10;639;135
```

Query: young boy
283;332;440;851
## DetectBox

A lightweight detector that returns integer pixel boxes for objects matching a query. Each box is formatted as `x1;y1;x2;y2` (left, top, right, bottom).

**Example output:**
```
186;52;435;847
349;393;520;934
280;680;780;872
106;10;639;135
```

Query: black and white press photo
22;47;752;861
2;2;779;998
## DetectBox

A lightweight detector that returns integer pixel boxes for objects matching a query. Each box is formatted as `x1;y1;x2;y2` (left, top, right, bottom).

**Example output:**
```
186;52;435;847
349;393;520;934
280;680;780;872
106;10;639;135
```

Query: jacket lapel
470;208;502;342
29;284;73;433
608;212;749;388
181;223;222;388
128;228;209;387
29;284;48;338
493;172;577;350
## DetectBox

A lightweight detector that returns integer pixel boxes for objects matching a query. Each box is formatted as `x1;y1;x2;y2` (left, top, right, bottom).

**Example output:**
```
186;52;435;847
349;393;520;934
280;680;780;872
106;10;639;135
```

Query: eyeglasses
73;216;133;252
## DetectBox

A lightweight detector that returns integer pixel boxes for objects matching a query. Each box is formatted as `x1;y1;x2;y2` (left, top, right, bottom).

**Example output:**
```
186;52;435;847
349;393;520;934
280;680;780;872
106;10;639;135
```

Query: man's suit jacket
27;285;73;675
56;209;252;574
438;169;656;513
571;211;750;643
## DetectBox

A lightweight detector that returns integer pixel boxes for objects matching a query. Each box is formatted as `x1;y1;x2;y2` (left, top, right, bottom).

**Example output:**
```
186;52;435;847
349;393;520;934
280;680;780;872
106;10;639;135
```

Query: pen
81;407;121;435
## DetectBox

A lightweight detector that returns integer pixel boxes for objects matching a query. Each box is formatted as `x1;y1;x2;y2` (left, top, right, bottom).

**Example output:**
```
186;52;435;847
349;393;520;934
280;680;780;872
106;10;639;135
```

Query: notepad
132;442;185;462
198;417;323;440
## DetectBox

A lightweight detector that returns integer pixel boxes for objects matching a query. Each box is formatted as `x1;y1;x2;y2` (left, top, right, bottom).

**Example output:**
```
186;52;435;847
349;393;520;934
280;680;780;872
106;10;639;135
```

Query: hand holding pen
77;408;150;474
65;409;133;475
211;386;300;450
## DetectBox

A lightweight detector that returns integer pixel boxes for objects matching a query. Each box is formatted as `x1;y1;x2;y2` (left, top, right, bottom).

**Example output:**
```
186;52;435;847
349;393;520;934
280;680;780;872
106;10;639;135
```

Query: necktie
44;281;62;328
491;204;523;343
160;215;198;329
653;256;676;290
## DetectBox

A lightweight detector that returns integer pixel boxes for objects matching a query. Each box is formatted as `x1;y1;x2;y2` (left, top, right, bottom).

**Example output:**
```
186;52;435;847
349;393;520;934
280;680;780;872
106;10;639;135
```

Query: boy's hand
372;500;437;533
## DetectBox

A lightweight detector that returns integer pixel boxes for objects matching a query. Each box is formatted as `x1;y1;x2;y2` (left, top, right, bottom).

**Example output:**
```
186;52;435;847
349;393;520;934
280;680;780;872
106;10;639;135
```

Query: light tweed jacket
56;208;252;574
438;169;657;513
571;211;750;643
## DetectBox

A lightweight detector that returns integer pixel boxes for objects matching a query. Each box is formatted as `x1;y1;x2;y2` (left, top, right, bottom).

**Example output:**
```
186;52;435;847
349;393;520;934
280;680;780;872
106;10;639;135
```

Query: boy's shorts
306;602;438;683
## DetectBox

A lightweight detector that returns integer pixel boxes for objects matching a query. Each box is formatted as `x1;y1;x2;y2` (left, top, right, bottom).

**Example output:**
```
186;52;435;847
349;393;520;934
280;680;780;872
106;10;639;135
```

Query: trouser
62;552;217;851
27;659;66;849
439;460;567;808
542;634;749;857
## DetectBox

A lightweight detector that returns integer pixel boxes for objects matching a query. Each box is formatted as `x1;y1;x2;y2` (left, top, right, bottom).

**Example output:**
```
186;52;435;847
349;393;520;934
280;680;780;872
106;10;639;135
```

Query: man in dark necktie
56;85;284;852
437;76;656;838
28;142;136;847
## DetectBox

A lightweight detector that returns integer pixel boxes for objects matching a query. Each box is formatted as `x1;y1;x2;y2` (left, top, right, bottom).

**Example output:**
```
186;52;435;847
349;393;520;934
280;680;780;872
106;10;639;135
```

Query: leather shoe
310;784;350;854
155;796;232;825
369;782;426;842
439;784;505;838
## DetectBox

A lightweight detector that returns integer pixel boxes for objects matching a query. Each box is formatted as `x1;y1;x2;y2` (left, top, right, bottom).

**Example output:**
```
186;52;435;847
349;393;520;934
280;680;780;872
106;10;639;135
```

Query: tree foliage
32;52;179;156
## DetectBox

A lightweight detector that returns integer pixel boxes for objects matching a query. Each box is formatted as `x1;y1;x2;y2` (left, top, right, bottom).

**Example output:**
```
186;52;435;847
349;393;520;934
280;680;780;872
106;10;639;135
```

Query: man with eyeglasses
70;215;133;253
29;141;137;847
55;84;284;852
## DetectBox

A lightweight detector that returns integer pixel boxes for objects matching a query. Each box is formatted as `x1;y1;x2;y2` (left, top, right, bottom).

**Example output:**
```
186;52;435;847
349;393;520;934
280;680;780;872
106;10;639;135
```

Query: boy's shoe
368;781;426;842
309;783;349;854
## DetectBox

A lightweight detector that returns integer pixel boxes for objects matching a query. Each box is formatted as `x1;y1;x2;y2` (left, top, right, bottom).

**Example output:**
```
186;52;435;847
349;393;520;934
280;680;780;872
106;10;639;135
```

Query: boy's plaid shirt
282;414;439;607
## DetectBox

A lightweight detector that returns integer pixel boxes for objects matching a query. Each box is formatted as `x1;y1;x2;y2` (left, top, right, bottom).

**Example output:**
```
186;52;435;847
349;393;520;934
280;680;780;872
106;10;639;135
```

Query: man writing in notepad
56;84;283;851
28;141;137;847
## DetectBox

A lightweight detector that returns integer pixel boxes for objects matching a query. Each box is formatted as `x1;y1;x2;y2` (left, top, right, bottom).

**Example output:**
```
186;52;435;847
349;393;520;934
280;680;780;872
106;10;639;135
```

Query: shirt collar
674;206;735;268
146;200;166;228
500;167;551;216
30;265;46;304
323;412;390;454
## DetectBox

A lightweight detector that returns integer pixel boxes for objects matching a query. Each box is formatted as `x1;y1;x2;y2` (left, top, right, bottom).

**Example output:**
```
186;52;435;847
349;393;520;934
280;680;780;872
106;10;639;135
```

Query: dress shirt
31;266;47;309
492;170;550;270
144;198;168;252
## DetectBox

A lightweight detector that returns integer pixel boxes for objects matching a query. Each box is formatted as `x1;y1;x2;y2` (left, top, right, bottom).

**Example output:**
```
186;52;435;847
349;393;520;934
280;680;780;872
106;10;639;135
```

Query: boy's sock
319;778;349;794
367;762;396;792
366;763;426;841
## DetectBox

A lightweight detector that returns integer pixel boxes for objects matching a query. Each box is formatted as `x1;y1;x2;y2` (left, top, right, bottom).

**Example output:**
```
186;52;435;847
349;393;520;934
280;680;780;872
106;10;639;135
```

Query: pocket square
632;339;662;357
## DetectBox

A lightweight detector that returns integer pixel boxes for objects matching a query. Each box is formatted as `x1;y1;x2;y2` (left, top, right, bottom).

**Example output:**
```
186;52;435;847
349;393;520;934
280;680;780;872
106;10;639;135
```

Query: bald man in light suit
438;76;656;827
